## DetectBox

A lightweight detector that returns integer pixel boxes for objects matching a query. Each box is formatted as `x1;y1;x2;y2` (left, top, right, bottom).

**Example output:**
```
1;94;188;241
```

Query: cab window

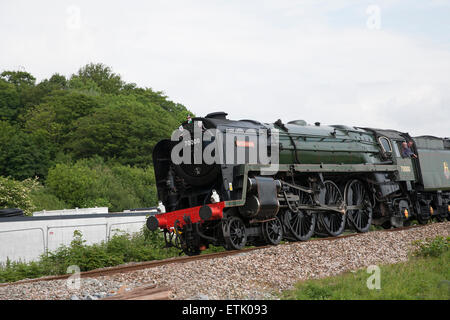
379;137;392;153
392;142;401;157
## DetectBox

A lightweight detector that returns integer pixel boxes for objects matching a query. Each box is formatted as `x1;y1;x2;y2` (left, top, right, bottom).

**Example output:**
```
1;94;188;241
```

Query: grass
282;236;450;300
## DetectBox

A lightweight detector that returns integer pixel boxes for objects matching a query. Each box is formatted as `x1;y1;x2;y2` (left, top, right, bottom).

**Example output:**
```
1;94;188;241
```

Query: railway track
0;224;423;288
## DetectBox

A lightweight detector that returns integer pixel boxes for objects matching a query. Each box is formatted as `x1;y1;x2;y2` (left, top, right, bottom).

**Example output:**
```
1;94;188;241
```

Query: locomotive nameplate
400;166;411;172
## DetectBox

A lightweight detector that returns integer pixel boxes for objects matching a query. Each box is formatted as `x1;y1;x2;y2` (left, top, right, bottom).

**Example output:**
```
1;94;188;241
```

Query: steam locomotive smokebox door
239;176;280;220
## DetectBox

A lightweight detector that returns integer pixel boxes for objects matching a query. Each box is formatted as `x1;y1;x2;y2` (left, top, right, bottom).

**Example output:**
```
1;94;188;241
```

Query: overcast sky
1;0;449;137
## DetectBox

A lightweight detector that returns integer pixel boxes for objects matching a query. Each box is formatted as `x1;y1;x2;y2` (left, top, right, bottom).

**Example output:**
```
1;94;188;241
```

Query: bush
412;236;449;258
46;158;157;212
30;184;67;211
41;228;183;272
0;176;38;215
46;162;103;208
40;230;126;273
0;259;47;283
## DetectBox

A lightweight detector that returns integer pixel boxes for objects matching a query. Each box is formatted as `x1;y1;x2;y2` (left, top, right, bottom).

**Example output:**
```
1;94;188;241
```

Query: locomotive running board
225;163;398;208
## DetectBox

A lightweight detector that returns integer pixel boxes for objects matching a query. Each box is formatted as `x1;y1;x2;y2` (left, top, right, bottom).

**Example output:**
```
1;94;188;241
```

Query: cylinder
238;194;261;218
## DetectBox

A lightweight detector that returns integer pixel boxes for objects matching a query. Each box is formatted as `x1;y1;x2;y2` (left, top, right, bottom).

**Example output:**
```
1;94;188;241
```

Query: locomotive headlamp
404;209;409;219
430;206;434;215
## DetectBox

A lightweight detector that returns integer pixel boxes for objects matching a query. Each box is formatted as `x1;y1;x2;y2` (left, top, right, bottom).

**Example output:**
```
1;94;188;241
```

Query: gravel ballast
1;222;448;300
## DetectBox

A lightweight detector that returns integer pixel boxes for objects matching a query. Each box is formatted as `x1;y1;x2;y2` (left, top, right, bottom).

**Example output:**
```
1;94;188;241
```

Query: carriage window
379;137;392;153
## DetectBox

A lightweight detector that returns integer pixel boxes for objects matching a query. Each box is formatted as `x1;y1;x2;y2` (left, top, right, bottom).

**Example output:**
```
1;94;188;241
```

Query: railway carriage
147;112;450;255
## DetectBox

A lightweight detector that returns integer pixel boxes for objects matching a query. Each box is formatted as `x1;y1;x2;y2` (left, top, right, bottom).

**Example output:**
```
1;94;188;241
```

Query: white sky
1;0;449;137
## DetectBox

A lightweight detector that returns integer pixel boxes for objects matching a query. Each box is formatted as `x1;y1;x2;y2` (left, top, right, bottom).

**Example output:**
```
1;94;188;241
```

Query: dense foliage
0;63;192;212
46;157;157;211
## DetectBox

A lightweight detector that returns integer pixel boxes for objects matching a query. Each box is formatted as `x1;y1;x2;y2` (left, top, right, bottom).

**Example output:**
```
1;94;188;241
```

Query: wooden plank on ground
102;283;172;300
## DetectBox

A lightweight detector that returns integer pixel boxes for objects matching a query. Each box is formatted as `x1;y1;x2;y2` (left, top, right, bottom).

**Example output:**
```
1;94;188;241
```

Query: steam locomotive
146;112;450;255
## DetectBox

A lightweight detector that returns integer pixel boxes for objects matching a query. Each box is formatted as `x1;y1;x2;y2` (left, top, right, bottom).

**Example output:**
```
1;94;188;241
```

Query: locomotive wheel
417;214;430;225
316;180;346;237
175;221;201;256
345;180;373;233
381;220;392;229
262;216;283;245
416;202;431;225
182;243;201;256
434;205;446;222
437;203;450;222
282;209;316;241
222;216;247;250
435;213;445;222
178;232;201;256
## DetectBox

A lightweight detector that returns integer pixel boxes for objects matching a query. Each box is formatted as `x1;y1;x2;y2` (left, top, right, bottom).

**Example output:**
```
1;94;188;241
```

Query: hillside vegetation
0;63;191;213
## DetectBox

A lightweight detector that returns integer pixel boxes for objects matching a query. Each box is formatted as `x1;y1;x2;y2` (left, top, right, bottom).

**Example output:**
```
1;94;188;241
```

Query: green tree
0;63;193;212
67;76;101;95
0;71;36;87
0;70;58;122
28;73;68;104
24;91;100;145
0;79;20;121
66;97;178;166
133;88;191;123
0;122;53;180
71;63;124;94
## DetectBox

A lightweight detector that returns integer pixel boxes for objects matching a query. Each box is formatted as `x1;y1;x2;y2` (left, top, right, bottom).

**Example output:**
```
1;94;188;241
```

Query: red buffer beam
146;202;226;231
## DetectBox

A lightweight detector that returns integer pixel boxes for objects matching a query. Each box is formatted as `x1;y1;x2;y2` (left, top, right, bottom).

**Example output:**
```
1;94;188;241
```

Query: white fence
0;212;153;264
32;207;109;216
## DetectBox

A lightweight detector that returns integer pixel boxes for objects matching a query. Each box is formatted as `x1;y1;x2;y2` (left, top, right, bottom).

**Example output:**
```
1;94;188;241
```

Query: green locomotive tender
148;112;450;255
